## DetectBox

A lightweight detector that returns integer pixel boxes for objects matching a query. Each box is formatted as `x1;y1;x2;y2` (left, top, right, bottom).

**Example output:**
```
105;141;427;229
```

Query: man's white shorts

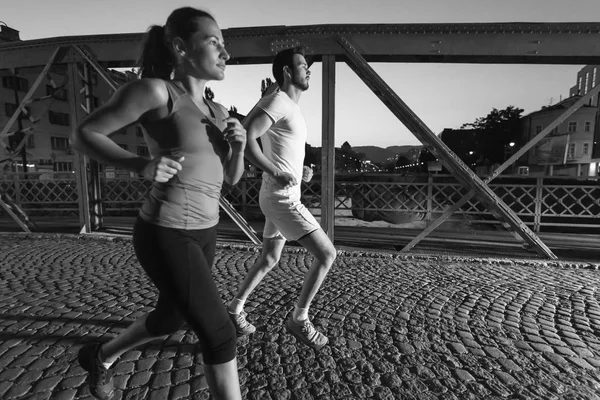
259;189;320;241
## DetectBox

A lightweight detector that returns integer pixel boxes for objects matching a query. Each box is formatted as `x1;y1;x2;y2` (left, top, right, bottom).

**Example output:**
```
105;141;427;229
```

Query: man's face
289;54;310;91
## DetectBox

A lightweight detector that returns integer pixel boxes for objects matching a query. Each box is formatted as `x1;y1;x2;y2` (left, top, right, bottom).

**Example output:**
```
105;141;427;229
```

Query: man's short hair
272;46;305;86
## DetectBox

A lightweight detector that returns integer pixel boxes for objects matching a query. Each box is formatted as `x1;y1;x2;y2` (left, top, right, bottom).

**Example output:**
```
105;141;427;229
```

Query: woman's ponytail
137;25;174;79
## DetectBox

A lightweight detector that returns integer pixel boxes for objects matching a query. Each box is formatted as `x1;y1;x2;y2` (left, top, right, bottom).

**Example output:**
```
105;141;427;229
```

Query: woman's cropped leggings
132;217;236;365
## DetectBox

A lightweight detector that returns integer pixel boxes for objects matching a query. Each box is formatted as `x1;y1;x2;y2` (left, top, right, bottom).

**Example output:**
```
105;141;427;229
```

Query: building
569;65;599;107
521;96;599;177
0;25;146;178
0;23;20;43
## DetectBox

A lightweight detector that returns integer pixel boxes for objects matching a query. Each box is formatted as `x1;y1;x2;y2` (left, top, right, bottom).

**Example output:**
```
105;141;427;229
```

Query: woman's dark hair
137;7;215;79
272;46;305;86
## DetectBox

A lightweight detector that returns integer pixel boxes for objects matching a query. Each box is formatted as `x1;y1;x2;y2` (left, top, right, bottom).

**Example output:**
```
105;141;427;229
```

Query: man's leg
295;228;336;310
285;228;336;350
228;237;286;334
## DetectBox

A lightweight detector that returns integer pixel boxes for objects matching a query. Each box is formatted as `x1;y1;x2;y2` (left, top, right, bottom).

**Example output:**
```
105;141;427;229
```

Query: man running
228;47;336;350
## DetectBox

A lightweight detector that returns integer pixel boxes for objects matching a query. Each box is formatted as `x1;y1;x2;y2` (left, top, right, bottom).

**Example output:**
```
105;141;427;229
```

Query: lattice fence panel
540;185;600;217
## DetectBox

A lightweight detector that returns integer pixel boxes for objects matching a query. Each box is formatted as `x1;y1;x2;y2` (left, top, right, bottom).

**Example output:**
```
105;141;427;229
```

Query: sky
2;0;600;148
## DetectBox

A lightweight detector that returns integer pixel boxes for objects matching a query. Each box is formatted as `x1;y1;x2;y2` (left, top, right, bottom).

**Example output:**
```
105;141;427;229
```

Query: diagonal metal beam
0;47;62;143
336;35;556;259
402;82;600;251
0;48;65;232
0;193;32;232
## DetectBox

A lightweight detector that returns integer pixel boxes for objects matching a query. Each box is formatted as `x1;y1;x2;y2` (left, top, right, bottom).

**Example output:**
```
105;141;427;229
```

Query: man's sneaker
285;317;328;350
77;342;115;400
229;311;256;336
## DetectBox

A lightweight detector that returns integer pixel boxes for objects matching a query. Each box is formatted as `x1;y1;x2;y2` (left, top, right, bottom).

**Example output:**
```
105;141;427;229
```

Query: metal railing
1;172;599;233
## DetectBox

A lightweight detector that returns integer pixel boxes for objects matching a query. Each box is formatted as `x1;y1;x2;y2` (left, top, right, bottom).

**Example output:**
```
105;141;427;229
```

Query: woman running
71;7;245;400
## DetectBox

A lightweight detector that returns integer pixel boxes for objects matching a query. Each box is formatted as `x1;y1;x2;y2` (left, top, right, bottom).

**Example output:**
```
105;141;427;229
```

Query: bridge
2;22;600;259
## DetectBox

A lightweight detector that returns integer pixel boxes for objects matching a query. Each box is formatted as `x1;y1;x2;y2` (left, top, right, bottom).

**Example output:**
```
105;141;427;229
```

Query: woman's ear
172;37;186;60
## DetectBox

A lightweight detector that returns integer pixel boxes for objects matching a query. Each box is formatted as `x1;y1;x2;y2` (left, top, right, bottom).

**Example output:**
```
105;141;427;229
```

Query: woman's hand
223;117;246;154
141;156;184;182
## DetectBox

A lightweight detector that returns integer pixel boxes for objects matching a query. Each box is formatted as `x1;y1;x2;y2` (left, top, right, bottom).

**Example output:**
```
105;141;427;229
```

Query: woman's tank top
139;80;231;230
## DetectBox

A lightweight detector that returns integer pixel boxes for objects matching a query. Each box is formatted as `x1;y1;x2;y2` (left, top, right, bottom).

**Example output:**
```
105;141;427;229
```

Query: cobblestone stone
1;234;600;399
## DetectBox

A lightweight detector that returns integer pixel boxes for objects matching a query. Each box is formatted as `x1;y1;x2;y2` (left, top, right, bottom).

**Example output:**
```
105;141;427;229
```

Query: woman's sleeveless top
139;80;231;230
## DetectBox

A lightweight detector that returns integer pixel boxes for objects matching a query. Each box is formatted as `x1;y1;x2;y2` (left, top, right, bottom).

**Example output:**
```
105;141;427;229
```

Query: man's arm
243;107;277;175
243;107;298;188
222;116;247;186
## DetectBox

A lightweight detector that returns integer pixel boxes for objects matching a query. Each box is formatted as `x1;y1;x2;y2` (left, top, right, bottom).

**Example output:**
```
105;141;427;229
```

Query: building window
26;135;34;148
2;76;28;92
4;103;30;119
136;126;144;137
535;125;542;134
117;143;128;151
585;72;590;94
54;161;73;172
578;76;583;94
45;85;68;101
583;142;590;156
517;166;529;176
584;121;591;132
93;96;101;108
49;111;70;126
137;145;149;157
51;136;70;150
567;143;576;159
567;122;577;133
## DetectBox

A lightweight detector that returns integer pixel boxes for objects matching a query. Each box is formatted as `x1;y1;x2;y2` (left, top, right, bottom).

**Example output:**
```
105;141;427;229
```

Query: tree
461;106;524;164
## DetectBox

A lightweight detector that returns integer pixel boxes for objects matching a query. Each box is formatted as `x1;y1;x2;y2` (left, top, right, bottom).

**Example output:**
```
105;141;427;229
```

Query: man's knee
312;235;337;267
319;245;336;268
260;252;281;270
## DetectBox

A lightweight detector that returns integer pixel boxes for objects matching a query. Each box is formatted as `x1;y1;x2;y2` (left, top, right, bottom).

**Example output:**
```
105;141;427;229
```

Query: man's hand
274;171;297;189
302;166;313;182
223;117;246;154
141;156;184;183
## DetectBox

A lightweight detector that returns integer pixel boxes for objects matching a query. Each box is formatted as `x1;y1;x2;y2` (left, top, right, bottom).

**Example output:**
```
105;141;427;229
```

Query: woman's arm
70;78;166;174
71;78;184;182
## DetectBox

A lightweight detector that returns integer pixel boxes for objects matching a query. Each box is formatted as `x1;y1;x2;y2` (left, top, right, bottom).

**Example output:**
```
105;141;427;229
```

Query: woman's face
179;17;230;81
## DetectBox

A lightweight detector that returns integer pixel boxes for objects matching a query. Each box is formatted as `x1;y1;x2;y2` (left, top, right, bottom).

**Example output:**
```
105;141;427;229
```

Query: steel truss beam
402;83;600;252
336;35;556;259
1;22;600;70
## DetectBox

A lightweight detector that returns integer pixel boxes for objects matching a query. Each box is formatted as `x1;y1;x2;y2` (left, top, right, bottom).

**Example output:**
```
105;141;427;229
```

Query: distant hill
352;145;422;164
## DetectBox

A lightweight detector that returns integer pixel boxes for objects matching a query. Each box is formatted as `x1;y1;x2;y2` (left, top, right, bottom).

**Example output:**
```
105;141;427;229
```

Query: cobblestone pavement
1;234;600;400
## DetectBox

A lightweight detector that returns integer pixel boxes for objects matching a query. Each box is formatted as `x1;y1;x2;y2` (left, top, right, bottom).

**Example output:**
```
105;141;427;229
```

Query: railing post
534;176;543;233
321;55;336;241
13;173;21;205
68;61;92;233
241;179;248;219
426;174;433;222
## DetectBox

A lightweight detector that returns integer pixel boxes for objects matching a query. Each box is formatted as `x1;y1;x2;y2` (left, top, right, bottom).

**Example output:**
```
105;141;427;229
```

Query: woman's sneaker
285;317;328;350
228;311;256;336
77;342;115;400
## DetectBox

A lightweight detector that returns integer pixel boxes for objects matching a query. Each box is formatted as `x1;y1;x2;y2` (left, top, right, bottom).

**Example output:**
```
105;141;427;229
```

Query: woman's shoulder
135;78;170;99
118;78;170;107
